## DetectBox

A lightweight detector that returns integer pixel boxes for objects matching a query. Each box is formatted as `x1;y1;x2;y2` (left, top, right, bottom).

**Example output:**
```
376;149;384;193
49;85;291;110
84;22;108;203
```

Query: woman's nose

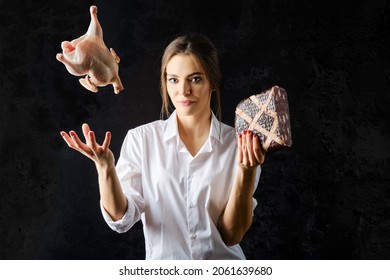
180;82;191;96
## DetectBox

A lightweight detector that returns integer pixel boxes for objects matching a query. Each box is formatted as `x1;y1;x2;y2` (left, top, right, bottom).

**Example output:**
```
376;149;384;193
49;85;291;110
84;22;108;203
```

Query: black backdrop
0;0;389;259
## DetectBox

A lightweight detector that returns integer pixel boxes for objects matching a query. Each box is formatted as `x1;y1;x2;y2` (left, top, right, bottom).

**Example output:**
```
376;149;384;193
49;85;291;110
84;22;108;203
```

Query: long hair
160;33;223;121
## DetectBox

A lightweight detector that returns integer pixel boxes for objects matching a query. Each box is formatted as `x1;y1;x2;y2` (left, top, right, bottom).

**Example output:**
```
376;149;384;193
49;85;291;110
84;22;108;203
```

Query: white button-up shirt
101;110;261;259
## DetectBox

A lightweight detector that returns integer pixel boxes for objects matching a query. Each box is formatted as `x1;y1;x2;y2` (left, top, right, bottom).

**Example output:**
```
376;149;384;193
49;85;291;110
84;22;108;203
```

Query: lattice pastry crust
235;85;292;152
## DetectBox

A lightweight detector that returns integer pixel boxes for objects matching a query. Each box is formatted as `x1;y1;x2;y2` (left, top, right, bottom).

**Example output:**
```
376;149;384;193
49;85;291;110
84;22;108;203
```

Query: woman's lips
177;100;194;106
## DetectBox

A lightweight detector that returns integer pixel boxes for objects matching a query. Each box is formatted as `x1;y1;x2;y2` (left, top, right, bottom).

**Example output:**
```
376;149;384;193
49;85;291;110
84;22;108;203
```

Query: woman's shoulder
213;120;236;144
220;121;234;132
126;119;167;137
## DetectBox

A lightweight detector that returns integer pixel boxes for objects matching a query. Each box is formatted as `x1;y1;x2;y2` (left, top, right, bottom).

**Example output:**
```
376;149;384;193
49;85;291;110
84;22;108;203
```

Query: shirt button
189;202;195;208
191;234;197;240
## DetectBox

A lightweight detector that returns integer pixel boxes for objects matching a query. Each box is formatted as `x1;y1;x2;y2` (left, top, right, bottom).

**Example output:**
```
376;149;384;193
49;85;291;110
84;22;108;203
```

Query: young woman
60;33;265;259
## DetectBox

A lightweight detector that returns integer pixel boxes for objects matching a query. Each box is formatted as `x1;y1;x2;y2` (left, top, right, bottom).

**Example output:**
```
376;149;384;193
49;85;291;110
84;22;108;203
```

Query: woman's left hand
237;130;265;169
219;129;265;245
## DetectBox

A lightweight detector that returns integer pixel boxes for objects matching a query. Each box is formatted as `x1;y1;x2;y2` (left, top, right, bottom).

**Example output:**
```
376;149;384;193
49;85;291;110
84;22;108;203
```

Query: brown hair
160;33;223;121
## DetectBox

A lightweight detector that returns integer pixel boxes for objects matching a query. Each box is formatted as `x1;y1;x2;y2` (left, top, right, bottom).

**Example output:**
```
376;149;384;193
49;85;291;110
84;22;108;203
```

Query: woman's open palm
60;123;114;168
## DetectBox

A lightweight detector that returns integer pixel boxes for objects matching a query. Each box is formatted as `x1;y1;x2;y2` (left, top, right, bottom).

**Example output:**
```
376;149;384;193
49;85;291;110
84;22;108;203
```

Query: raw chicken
56;6;124;94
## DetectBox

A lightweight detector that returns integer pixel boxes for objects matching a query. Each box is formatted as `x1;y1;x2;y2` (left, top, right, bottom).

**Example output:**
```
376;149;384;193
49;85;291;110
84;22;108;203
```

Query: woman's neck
176;110;212;156
177;110;211;137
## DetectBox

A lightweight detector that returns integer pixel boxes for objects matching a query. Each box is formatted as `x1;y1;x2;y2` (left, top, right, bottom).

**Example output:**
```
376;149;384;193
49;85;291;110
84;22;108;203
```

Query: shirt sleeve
100;129;145;233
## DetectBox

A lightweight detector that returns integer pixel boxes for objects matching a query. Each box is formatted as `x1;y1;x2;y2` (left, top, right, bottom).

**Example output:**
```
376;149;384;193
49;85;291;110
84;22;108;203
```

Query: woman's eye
168;78;178;84
190;76;202;83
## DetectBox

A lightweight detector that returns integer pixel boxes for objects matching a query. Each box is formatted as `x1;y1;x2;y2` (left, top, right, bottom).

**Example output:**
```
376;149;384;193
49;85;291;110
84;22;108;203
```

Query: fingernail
239;134;242;139
253;133;257;138
60;132;65;137
70;131;75;137
243;130;247;134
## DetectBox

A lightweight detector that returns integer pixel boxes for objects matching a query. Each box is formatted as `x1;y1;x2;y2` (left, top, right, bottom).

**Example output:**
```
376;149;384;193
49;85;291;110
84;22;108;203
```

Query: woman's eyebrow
166;72;205;77
188;72;205;77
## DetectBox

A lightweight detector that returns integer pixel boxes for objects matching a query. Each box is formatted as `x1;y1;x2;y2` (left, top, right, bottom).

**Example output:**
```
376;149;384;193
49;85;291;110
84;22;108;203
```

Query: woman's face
166;54;212;119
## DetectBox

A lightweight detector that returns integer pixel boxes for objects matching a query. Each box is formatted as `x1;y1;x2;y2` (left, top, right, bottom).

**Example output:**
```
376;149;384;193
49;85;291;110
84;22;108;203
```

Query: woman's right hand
60;123;115;169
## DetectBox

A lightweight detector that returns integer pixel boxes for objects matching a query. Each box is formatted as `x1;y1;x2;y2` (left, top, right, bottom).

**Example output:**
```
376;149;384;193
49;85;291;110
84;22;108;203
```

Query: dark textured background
0;0;389;259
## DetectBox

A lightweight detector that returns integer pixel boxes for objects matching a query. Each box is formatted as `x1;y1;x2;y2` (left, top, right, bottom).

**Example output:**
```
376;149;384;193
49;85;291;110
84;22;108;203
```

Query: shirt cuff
100;198;136;233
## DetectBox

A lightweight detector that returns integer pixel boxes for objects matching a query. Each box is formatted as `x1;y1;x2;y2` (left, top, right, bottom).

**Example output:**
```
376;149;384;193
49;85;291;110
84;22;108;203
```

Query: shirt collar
163;110;179;143
163;110;223;144
210;111;224;144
